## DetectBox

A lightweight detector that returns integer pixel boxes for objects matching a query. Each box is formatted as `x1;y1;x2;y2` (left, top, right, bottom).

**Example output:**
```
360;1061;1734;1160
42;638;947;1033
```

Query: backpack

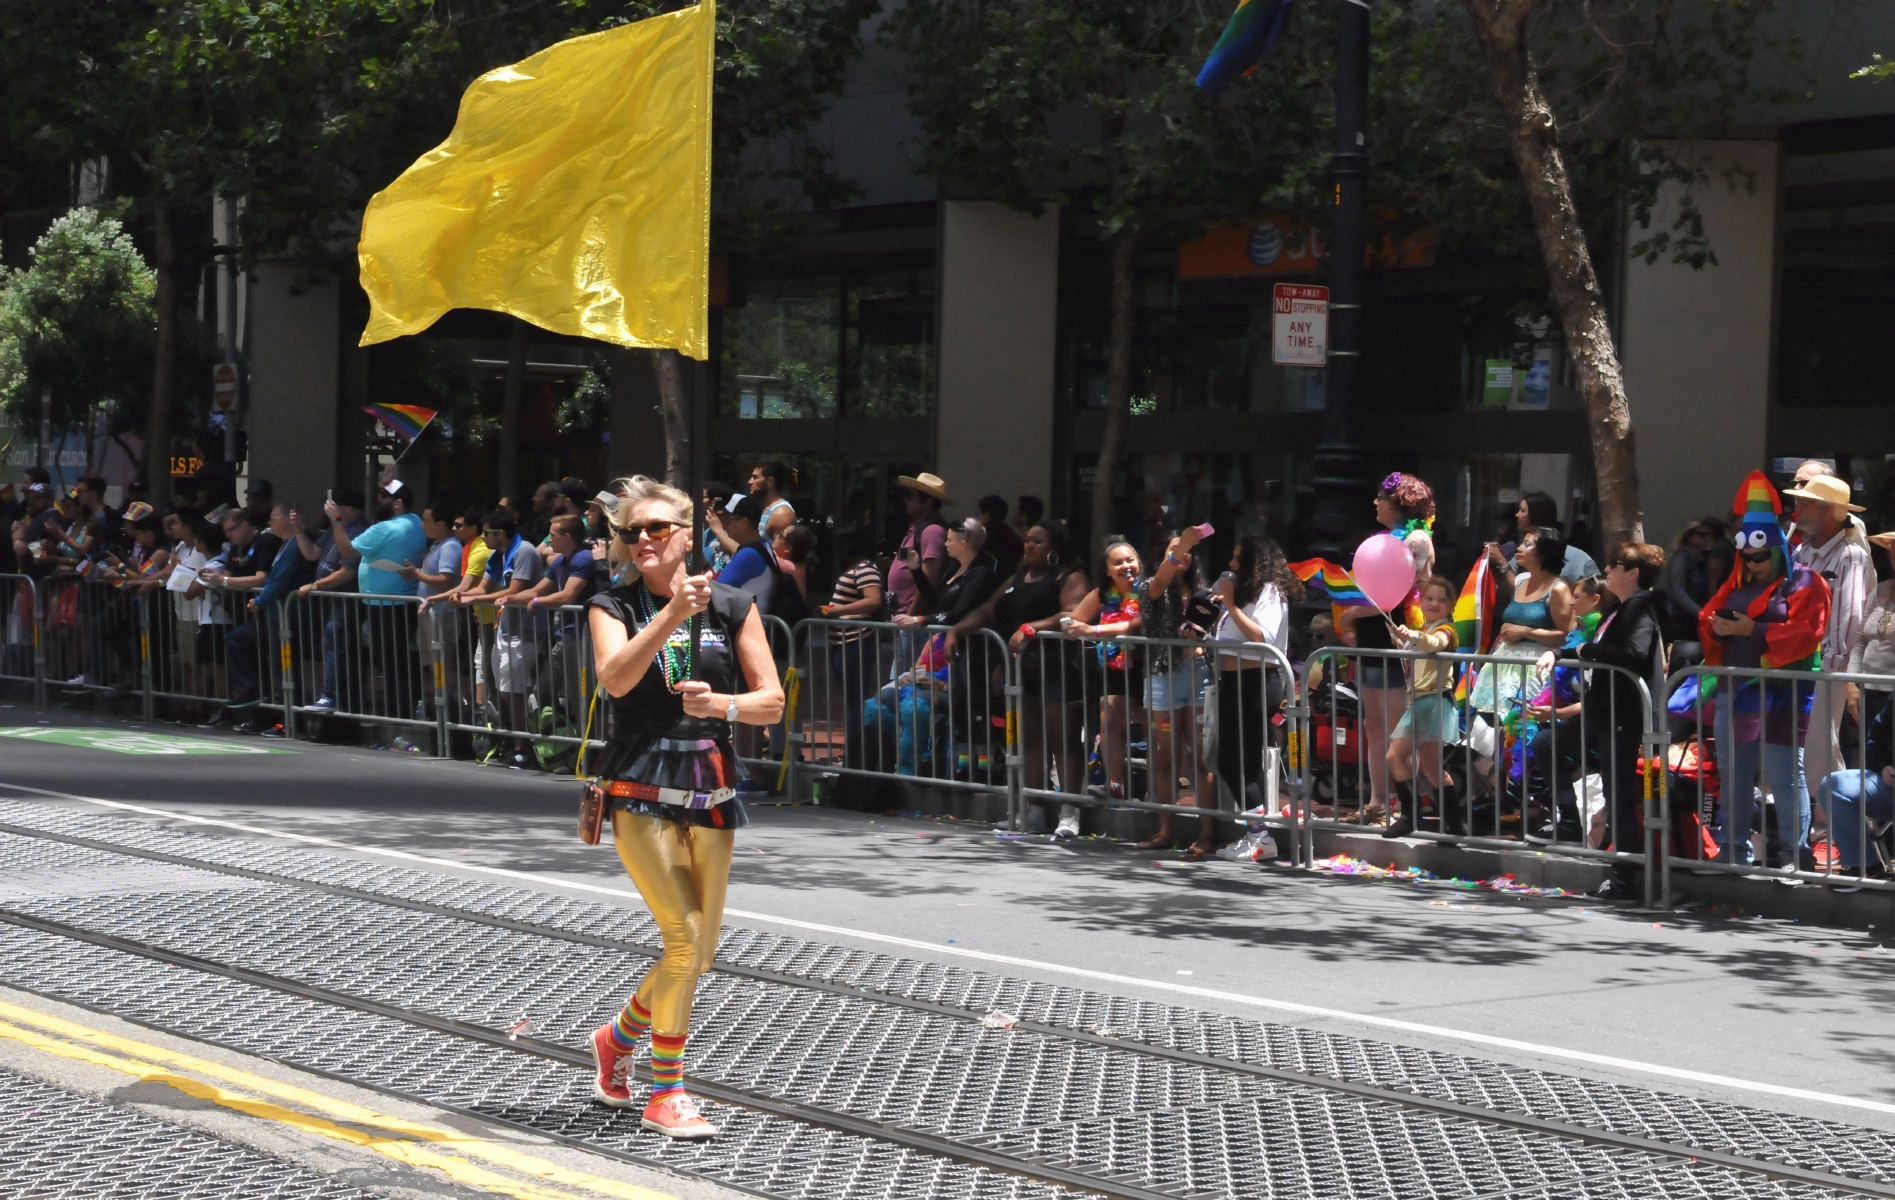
755;544;808;625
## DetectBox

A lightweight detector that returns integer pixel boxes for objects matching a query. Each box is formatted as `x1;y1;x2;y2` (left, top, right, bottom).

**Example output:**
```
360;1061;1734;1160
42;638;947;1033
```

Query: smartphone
326;489;333;505
1195;522;1215;538
1715;609;1739;622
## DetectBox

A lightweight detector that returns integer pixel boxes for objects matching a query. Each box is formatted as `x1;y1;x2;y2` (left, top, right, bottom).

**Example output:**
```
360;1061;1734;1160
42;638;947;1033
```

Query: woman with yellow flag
586;476;783;1137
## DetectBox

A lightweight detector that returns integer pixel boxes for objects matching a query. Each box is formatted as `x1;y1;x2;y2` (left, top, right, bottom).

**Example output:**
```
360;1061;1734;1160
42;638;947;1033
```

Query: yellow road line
0;1000;675;1200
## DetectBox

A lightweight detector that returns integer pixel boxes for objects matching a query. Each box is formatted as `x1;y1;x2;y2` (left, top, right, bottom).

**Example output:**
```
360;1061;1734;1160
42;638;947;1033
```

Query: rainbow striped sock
607;995;652;1054
649;1032;687;1099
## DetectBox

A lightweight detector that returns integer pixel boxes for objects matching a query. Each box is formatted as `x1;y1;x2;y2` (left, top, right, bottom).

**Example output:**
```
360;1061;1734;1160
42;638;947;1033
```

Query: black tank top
993;569;1065;631
588;580;754;744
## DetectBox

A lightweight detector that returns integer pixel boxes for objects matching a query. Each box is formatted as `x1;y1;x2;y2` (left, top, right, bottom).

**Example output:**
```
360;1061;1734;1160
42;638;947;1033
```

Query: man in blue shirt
715;494;777;614
216;505;315;728
507;514;596;723
459;508;544;767
342;482;430;721
404;504;466;724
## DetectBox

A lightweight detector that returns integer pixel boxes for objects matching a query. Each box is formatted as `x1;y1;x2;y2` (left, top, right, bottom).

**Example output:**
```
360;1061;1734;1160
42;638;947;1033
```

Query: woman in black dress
946;521;1090;835
585;476;783;1139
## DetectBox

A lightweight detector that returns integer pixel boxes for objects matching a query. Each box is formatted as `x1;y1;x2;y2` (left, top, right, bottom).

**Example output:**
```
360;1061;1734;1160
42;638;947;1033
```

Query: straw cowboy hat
1781;474;1866;512
1869;531;1895;553
897;472;952;503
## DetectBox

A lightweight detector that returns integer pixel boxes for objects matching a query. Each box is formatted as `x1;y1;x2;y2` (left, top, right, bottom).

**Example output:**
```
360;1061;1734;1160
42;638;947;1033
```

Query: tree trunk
651;348;691;491
1463;0;1642;550
497;320;528;499
1089;230;1138;561
145;194;177;510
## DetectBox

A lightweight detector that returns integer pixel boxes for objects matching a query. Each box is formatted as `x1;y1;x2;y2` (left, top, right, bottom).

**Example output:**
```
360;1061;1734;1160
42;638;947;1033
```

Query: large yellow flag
357;2;713;357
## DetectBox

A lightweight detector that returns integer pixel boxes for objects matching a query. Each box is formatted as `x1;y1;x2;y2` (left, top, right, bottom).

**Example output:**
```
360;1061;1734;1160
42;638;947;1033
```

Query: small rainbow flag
1289;557;1369;607
1451;557;1497;658
1196;0;1295;99
363;403;437;444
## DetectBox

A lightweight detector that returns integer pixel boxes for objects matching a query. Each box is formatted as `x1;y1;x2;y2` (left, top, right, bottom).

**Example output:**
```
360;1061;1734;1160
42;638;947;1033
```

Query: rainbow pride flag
1451;557;1497;657
363;403;437;443
1289;557;1368;607
1196;0;1295;99
1450;557;1497;703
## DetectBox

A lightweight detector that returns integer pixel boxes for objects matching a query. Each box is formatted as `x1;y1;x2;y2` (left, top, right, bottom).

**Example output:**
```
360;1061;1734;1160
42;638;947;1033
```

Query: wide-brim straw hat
1782;474;1866;512
898;472;952;503
1869;531;1895;552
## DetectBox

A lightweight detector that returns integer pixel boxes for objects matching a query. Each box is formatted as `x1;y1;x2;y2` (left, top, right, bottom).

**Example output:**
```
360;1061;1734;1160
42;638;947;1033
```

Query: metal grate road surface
0;1065;384;1200
0;803;1885;1200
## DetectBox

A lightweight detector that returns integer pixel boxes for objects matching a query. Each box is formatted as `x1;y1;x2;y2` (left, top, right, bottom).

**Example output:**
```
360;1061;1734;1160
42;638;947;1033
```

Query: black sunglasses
1741;548;1774;563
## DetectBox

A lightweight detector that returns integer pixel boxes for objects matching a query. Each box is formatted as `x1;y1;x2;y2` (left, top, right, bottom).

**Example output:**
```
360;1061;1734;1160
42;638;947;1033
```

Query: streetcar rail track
0;812;1890;1199
0;903;1158;1200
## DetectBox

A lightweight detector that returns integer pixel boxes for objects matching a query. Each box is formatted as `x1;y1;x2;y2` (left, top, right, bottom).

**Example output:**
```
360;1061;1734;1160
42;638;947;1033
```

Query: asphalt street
2;705;1893;1141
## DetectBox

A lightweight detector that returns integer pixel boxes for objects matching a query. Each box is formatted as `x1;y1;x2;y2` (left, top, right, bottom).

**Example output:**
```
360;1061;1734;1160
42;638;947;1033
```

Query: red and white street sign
1272;283;1328;367
212;362;240;413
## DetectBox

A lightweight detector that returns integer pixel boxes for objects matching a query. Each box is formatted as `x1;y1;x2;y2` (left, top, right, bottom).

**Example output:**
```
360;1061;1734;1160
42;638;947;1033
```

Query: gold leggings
611;809;735;1036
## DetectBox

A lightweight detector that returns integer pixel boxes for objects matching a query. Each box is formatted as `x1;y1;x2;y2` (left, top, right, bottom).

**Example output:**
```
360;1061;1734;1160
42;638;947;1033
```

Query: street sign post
1272;283;1328;367
212;362;239;413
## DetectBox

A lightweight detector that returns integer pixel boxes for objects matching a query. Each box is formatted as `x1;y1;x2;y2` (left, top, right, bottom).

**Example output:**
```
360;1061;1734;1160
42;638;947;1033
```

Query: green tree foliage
1853;53;1895;81
0;208;157;438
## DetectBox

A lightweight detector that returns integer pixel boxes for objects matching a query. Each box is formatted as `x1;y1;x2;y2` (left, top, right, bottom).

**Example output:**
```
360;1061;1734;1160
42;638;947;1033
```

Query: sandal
1134;833;1173;850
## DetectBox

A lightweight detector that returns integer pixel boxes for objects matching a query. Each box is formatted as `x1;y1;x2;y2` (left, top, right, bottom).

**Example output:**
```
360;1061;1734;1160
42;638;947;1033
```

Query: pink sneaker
590;1024;635;1108
641;1092;718;1139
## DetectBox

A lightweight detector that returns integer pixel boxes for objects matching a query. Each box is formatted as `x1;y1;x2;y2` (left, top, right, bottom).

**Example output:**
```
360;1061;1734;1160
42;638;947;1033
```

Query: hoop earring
1046;552;1060;568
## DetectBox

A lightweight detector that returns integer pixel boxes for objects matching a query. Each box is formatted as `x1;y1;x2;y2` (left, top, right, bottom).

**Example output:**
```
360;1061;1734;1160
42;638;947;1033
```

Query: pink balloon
1351;533;1416;613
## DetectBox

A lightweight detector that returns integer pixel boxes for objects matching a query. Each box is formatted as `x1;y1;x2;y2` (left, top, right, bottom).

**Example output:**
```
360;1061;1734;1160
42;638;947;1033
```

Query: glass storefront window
1778;219;1895;407
846;272;935;418
718;270;935;419
719;280;840;419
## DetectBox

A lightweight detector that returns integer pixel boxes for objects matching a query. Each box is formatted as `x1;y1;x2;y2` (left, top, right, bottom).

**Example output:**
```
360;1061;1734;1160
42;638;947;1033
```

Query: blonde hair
605;476;693;530
605;476;691;571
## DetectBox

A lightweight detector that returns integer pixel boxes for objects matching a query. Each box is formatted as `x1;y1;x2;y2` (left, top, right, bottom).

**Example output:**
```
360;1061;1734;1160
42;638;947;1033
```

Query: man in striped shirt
1787;472;1874;845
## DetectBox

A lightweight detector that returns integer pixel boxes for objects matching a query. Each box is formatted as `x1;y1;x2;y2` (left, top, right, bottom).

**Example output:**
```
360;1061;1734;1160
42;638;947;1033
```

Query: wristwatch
725;694;740;724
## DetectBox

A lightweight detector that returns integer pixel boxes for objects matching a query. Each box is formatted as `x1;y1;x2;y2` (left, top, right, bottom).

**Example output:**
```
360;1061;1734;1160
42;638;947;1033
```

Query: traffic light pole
1307;0;1371;558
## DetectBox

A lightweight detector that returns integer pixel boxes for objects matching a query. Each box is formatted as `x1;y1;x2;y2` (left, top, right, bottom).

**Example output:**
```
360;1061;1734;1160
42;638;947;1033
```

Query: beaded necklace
631;580;694;692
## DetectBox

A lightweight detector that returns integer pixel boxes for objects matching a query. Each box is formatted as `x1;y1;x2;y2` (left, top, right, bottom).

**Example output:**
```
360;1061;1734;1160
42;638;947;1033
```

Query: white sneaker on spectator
1053;804;1081;841
65;675;84;686
1216;828;1277;862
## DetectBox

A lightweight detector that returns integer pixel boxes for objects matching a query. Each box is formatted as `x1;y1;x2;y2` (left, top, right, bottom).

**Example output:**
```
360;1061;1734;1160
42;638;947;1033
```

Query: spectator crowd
5;453;1895;893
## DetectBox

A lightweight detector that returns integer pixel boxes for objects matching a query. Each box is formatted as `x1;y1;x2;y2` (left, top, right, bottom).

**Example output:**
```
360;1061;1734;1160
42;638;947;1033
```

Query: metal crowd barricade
282;591;435;749
788;617;1018;814
1016;630;1298;848
430;595;600;768
1297;644;1667;903
732;615;796;788
0;574;43;708
1665;661;1895;893
38;576;144;697
143;582;250;717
